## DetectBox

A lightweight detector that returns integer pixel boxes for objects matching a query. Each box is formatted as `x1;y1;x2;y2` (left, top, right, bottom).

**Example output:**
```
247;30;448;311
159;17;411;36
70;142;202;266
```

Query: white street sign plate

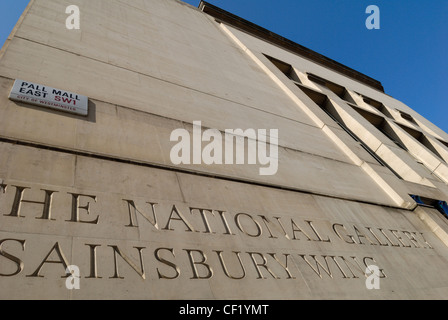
9;79;88;116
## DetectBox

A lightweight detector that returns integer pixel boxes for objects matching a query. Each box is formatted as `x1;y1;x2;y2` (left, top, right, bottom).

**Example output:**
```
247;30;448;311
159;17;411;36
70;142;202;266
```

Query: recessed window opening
418;135;446;162
264;55;301;82
379;127;407;151
397;123;422;140
362;97;382;110
379;123;447;176
359;118;443;182
307;74;327;86
378;123;444;182
349;108;407;152
351;106;384;127
397;110;419;126
354;93;390;117
371;119;445;168
298;85;403;179
348;108;443;182
410;195;448;219
295;83;327;107
307;73;353;102
438;139;448;150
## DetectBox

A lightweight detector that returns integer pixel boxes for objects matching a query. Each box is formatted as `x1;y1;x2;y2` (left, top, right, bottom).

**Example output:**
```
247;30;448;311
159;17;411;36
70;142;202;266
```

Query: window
410;195;448;219
362;96;382;110
418;135;446;161
396;123;421;140
264;55;301;82
354;93;393;118
352;108;445;182
349;106;408;152
378;124;408;151
397;110;419;126
307;74;329;87
394;123;447;164
297;83;403;179
351;106;384;127
307;73;353;103
264;54;439;182
438;139;448;150
264;54;399;174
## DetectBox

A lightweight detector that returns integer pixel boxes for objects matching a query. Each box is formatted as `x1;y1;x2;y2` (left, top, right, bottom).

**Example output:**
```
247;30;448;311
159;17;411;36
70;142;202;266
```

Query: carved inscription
0;183;436;282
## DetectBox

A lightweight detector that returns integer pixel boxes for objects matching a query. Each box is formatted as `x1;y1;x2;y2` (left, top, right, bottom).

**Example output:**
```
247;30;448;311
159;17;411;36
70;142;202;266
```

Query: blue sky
1;0;447;133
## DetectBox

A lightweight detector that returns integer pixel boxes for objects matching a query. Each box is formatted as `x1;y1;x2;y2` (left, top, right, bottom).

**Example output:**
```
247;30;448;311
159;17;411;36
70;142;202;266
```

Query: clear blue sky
1;0;447;133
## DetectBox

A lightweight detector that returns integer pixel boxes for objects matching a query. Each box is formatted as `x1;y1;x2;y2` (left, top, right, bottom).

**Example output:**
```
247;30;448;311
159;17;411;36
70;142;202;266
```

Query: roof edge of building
198;1;385;93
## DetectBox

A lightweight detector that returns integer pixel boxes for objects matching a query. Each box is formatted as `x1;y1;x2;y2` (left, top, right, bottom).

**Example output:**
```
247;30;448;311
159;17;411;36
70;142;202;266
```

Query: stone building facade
0;0;448;299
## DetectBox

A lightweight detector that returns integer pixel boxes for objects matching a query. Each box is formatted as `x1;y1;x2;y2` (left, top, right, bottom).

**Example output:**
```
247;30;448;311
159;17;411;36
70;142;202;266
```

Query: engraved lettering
108;245;146;280
0;239;25;277
365;227;389;247
190;207;216;234
154;248;180;280
338;256;366;279
328;256;350;279
163;205;195;232
290;219;313;241
184;249;213;279
401;231;421;248
267;253;295;279
363;257;386;278
216;210;236;235
298;255;333;279
332;223;356;244
417;232;433;249
5;186;57;220
234;213;262;238
273;217;291;240
353;225;377;246
214;250;246;280
28;242;70;278
67;193;99;224
123;200;159;230
85;244;102;279
390;230;412;248
306;221;331;243
378;228;400;247
248;252;280;279
8;186;33;218
258;215;278;239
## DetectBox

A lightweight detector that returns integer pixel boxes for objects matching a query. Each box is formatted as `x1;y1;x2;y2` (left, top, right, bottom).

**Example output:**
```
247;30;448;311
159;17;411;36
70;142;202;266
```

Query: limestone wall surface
0;0;447;299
